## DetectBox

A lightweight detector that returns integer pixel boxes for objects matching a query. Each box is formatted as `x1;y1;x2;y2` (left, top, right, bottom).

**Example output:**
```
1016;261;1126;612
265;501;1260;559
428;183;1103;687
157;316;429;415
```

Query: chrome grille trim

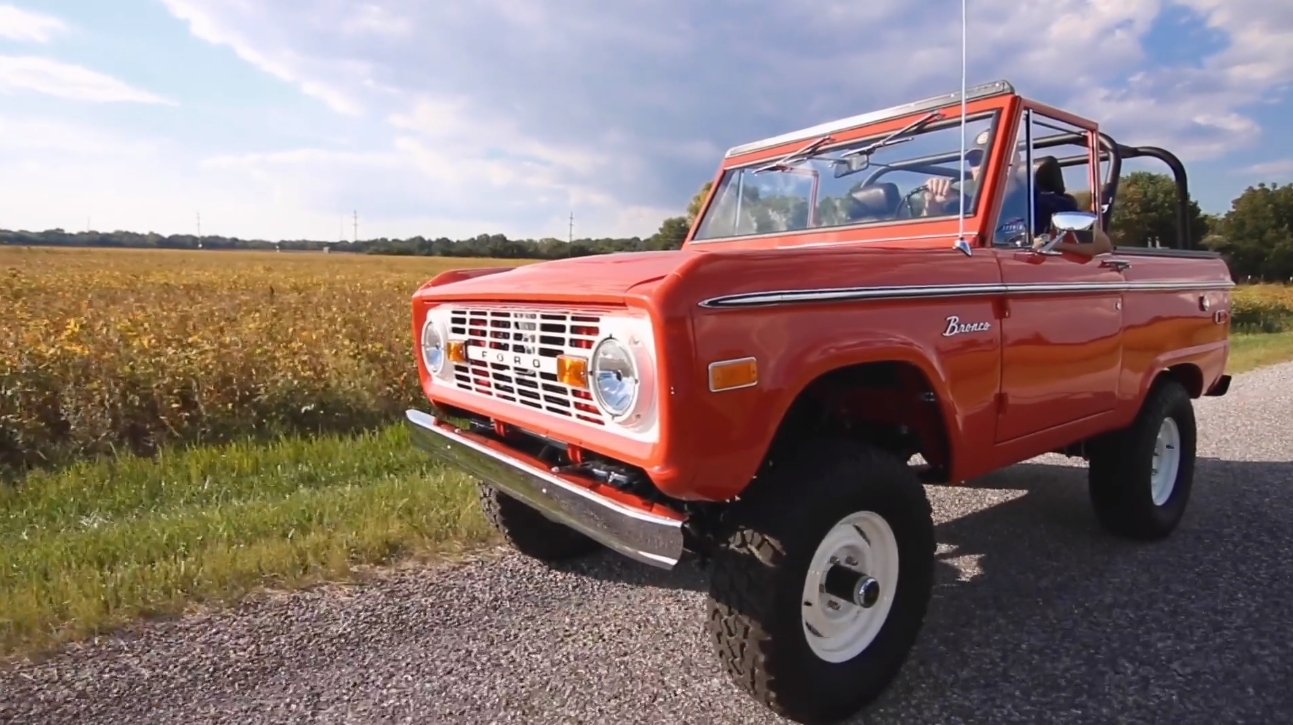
446;306;607;426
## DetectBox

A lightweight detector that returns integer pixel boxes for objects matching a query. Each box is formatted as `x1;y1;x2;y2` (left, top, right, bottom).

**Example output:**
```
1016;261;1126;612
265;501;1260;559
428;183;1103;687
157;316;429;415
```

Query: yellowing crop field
1232;283;1293;333
0;246;529;475
2;245;1291;477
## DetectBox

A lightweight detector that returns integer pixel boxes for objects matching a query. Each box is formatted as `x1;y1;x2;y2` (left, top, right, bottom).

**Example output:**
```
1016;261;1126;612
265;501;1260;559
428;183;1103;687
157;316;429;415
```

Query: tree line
4;173;1291;281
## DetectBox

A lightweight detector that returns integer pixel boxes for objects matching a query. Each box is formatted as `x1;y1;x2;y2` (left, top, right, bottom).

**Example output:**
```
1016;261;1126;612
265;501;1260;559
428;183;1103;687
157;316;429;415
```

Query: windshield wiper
751;135;834;174
750;109;946;175
806;110;946;173
836;110;944;163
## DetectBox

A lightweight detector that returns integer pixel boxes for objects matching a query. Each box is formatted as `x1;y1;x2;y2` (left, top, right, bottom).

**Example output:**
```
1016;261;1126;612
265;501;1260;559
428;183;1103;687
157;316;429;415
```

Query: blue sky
2;0;1290;241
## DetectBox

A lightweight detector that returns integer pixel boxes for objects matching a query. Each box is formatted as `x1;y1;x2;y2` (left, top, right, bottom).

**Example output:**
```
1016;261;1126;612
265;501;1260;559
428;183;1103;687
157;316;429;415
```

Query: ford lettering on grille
447;306;606;425
466;344;557;374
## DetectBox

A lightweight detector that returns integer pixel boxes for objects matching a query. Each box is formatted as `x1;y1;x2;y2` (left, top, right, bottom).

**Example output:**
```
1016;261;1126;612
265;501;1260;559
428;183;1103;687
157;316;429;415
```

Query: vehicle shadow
559;455;1293;723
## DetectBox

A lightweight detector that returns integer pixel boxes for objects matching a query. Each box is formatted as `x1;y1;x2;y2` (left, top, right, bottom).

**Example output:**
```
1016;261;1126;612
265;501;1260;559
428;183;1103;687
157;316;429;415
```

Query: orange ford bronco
405;80;1233;724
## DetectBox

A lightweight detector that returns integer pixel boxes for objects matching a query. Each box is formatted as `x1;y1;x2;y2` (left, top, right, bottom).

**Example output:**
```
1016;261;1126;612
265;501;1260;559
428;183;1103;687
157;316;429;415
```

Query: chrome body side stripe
698;279;1235;309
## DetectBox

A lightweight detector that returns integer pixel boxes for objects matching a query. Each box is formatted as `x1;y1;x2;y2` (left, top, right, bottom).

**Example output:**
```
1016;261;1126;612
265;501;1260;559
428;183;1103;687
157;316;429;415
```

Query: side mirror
1051;210;1098;232
1034;210;1100;253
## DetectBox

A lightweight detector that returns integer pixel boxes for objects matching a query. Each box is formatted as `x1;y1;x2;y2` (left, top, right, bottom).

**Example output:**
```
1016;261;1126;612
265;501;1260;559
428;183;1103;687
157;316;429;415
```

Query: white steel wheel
1150;417;1181;506
800;510;900;663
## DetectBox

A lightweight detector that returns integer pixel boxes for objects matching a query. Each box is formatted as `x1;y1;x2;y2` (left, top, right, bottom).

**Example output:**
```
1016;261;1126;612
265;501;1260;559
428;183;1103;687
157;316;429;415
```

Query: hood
414;249;703;305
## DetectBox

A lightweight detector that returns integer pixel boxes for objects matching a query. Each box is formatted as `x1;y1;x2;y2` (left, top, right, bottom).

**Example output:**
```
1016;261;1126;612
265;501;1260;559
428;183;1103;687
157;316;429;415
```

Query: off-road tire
705;438;936;724
1087;378;1197;540
477;483;601;562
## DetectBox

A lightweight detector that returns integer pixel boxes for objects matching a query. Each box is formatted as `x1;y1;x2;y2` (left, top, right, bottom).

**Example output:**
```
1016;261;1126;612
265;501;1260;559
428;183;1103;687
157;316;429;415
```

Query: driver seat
844;182;901;223
1034;156;1076;204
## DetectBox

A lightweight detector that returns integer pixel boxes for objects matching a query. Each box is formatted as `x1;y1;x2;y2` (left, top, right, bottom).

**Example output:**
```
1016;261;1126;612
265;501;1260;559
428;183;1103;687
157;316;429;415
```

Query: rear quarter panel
1116;250;1233;412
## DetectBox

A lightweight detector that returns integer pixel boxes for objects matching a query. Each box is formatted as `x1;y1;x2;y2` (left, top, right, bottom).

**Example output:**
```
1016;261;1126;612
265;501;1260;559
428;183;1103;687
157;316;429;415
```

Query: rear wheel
705;439;935;724
477;483;601;562
1087;378;1197;540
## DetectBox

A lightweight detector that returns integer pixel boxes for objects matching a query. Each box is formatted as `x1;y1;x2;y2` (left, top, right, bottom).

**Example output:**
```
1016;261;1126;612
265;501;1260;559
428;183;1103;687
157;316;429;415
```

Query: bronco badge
943;315;992;337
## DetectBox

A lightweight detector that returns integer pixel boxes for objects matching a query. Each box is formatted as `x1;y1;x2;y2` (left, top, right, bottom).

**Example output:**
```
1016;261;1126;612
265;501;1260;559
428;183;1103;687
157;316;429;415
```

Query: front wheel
476;483;601;562
705;439;936;724
1087;378;1197;540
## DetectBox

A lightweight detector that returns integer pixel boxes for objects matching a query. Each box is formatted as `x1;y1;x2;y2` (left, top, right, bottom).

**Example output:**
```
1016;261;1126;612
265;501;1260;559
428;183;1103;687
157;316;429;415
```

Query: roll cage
853;129;1200;251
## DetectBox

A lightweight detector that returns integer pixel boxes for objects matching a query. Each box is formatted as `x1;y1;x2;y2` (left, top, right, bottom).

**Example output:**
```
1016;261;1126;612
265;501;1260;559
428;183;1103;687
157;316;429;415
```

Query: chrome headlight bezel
590;336;640;421
420;315;447;376
586;313;657;437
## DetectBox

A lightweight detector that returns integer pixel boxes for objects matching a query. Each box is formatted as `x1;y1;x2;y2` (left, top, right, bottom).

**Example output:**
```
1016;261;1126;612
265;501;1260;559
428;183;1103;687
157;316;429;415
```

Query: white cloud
158;0;368;115
341;4;412;37
0;4;68;43
1124;0;1293;158
0;114;167;156
10;0;1293;239
1241;159;1293;178
0;56;174;104
1181;0;1293;88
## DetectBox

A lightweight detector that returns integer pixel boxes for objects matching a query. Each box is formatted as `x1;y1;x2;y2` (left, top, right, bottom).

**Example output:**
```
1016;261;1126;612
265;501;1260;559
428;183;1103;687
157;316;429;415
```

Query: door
995;251;1125;441
990;106;1125;442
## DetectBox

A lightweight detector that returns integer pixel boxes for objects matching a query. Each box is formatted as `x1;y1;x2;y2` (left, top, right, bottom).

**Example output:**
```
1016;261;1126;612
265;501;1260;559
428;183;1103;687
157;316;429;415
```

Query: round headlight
421;318;446;374
590;337;638;418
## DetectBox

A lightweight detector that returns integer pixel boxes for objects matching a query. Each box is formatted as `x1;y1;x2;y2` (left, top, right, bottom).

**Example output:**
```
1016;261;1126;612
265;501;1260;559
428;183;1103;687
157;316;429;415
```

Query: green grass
0;424;492;658
2;329;1291;661
1228;331;1293;374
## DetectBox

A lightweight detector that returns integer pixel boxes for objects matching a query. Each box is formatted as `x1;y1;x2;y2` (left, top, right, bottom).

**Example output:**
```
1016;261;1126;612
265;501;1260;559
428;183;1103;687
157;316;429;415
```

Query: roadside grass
0;424;493;659
1227;331;1293;374
3;327;1291;662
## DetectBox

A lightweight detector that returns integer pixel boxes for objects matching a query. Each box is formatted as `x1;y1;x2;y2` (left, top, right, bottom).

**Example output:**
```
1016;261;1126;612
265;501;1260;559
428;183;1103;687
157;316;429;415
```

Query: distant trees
1080;172;1293;282
643;180;713;250
1099;171;1211;250
6;173;1293;281
1203;183;1293;281
0;228;648;260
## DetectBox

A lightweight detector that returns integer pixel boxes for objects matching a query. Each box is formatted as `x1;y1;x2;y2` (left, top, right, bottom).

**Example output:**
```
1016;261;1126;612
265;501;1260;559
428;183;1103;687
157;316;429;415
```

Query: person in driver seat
919;129;1111;255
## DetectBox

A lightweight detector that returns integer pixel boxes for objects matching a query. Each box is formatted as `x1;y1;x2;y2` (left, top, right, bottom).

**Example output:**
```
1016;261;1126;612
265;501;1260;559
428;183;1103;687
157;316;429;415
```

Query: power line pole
196;212;201;237
353;210;358;243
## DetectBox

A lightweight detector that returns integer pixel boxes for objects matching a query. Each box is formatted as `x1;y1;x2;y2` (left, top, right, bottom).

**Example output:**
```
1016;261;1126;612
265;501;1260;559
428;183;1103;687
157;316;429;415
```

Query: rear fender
1136;346;1222;402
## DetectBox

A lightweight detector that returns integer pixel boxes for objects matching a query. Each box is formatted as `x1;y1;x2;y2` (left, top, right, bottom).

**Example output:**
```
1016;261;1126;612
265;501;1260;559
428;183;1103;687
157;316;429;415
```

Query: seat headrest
1034;155;1065;195
847;182;901;219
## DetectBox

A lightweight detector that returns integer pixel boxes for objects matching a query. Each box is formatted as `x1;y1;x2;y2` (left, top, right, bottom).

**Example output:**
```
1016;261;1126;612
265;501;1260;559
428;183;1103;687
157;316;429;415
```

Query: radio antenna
956;0;969;246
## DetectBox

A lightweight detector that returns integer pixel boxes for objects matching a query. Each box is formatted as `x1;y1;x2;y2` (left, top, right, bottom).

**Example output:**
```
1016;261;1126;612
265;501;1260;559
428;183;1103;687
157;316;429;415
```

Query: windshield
692;111;1001;242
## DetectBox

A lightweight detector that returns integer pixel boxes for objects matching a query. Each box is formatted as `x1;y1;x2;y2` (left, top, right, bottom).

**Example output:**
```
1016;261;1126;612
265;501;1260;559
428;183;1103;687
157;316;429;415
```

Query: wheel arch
1143;361;1205;401
756;356;958;487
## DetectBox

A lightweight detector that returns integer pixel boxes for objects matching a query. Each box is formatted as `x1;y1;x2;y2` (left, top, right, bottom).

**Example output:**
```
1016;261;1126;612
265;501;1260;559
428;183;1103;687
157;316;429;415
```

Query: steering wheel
904;179;968;217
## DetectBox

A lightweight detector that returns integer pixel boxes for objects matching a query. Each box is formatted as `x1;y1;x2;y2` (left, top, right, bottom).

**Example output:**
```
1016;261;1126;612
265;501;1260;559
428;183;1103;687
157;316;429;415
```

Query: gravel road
5;362;1292;725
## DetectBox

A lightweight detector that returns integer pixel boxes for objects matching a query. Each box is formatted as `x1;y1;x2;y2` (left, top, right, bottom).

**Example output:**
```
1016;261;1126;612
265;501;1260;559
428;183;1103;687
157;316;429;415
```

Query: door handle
1100;258;1131;271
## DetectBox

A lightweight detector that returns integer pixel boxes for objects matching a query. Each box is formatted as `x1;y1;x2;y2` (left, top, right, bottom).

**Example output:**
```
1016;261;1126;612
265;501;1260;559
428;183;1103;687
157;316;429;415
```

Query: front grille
447;306;606;425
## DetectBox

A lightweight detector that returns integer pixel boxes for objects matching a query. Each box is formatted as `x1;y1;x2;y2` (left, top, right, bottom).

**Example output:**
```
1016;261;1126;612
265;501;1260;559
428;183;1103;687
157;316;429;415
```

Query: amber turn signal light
709;357;758;392
446;340;468;364
557;354;589;388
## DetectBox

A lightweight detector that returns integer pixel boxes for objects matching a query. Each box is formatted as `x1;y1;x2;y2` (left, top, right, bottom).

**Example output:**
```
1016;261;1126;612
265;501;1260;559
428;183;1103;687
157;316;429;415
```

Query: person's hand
926;177;955;205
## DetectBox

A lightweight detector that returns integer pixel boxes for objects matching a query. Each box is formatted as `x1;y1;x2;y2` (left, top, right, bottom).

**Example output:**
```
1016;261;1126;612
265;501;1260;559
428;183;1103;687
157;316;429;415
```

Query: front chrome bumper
404;409;686;569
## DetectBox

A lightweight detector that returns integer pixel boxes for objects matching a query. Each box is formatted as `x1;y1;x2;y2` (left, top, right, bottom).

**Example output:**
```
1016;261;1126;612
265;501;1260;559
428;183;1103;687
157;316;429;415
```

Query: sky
1;0;1291;242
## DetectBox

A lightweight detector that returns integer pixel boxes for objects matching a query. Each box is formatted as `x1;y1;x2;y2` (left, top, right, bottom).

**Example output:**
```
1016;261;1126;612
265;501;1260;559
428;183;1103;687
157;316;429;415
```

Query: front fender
421;266;516;290
670;323;966;502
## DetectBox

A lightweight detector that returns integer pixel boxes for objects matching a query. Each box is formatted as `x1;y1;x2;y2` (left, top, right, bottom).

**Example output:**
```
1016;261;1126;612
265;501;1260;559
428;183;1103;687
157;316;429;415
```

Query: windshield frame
689;109;1004;244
